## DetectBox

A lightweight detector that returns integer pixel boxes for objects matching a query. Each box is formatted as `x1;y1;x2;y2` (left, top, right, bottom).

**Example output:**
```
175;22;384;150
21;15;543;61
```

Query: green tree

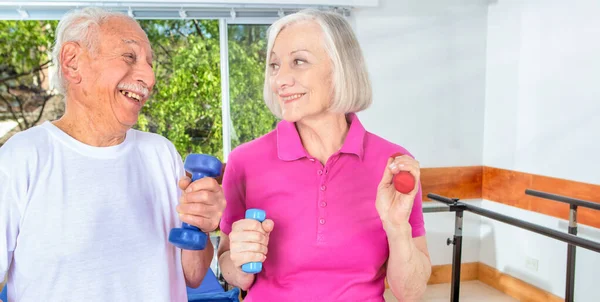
0;19;277;156
227;24;277;150
137;20;277;160
0;20;59;132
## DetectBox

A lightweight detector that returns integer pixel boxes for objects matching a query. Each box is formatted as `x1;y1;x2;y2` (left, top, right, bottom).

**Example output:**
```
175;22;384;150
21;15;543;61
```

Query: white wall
423;200;483;266
353;0;600;301
479;200;600;301
350;0;489;269
352;0;489;168
483;0;600;185
483;0;600;301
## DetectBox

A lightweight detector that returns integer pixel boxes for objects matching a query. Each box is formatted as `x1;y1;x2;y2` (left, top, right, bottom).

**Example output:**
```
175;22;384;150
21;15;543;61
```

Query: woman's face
268;21;333;122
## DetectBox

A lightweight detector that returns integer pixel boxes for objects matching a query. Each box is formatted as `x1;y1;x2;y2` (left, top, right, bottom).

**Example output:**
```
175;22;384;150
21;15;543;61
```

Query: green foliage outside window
0;19;278;161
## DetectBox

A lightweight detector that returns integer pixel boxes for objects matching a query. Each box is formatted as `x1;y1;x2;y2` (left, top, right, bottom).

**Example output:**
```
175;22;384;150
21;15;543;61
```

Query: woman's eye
294;59;305;65
270;63;279;70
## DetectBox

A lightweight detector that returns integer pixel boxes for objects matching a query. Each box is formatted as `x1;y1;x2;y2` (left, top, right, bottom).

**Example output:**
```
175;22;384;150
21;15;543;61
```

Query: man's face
77;16;155;129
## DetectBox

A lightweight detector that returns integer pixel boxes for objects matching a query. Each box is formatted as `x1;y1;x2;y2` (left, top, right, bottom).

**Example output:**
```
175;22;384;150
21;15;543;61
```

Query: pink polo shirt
220;113;426;302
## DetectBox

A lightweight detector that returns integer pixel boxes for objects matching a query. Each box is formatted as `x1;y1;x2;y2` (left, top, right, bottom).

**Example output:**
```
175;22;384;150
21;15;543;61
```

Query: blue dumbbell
169;154;223;250
241;208;267;274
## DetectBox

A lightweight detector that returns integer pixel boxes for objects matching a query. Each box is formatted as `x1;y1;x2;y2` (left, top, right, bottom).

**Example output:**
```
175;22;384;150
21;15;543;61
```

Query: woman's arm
386;228;432;301
217;217;274;291
376;154;432;301
217;232;257;290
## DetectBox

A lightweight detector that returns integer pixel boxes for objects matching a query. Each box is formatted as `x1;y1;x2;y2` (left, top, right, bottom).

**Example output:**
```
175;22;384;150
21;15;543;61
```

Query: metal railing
426;191;600;302
524;189;600;302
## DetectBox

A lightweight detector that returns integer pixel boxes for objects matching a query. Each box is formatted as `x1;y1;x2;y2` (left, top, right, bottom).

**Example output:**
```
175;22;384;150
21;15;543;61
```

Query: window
0;20;60;145
0;4;354;161
227;24;278;150
136;19;226;159
0;19;275;162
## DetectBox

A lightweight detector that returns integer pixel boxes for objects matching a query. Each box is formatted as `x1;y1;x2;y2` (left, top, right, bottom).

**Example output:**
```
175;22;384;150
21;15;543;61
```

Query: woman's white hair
50;7;132;95
263;8;372;119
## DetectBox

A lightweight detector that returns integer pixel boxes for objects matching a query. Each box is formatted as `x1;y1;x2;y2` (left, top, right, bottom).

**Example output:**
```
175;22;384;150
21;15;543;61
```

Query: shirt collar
276;113;366;161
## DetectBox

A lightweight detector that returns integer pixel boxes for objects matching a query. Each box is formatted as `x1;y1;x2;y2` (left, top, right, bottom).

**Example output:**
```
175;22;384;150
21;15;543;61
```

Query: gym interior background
1;0;598;301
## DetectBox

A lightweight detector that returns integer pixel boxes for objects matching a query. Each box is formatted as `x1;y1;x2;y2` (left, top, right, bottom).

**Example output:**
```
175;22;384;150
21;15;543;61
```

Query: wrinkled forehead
99;16;153;56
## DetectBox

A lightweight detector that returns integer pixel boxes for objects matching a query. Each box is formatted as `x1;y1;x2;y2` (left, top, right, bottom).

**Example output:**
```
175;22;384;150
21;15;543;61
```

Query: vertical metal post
565;204;577;302
218;18;231;162
447;208;464;302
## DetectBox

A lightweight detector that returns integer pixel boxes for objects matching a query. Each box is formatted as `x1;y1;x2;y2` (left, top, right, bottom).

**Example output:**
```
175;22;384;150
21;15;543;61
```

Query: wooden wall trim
219;163;600;227
421;166;483;201
478;262;563;302
482;166;600;229
387;262;562;301
418;165;600;228
428;262;479;285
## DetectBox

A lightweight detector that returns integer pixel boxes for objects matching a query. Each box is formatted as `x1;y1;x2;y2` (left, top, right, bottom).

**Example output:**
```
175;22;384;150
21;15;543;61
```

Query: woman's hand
229;218;275;272
375;154;421;235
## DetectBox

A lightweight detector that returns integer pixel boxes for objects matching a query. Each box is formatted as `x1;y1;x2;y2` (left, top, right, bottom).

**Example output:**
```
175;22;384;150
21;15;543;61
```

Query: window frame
0;5;352;160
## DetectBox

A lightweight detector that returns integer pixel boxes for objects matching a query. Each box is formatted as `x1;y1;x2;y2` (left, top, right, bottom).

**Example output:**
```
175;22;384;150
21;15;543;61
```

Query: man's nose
133;62;155;91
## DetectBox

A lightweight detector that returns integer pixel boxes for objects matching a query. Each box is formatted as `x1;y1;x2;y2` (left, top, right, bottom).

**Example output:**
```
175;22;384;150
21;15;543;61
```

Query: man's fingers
177;202;221;217
181;190;223;205
179;214;219;231
185;177;220;193
178;176;192;191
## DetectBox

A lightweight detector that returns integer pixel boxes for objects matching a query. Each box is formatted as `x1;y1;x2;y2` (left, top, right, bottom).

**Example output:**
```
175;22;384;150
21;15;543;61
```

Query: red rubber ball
390;152;415;194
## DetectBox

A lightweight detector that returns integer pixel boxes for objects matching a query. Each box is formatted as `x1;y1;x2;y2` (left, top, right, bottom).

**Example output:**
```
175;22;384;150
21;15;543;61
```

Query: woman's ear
60;41;82;86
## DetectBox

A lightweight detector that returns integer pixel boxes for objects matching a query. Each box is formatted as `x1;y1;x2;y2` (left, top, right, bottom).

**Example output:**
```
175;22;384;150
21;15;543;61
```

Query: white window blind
0;0;378;20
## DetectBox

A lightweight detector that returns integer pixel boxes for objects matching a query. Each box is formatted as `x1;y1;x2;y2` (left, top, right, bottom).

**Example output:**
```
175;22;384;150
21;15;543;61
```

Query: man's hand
177;176;226;232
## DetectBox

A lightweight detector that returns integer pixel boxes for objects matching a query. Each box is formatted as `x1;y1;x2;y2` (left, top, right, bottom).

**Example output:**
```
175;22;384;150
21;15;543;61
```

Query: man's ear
60;41;83;85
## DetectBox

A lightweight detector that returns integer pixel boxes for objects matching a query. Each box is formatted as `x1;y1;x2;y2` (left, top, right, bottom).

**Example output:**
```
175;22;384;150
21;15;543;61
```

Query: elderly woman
217;8;431;301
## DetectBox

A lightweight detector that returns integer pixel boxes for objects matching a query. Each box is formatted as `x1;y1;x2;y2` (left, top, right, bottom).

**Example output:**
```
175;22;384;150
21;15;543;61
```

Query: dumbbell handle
181;172;210;231
168;154;222;251
168;171;211;250
241;209;267;274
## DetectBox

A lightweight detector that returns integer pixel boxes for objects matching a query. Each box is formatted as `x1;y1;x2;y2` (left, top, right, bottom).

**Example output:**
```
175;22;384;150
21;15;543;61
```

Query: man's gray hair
263;8;372;119
50;7;133;95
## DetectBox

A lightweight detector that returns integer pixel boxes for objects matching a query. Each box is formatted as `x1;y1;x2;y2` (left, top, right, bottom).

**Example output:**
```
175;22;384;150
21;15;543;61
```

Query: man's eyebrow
122;38;138;45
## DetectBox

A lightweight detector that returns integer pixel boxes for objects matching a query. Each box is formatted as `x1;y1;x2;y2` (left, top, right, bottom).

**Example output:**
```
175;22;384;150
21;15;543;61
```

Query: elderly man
0;7;224;301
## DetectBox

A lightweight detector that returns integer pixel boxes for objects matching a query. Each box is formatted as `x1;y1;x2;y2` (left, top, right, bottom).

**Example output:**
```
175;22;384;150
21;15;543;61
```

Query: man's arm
386;227;432;301
181;240;214;288
176;175;226;288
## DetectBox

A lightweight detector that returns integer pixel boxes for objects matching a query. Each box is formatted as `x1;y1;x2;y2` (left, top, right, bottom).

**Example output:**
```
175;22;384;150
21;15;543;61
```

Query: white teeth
282;94;303;101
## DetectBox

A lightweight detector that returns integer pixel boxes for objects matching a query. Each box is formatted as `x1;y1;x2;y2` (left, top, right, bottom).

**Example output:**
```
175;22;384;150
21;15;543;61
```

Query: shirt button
320;201;327;207
319;218;326;224
309;158;315;162
320;185;326;191
318;170;323;175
